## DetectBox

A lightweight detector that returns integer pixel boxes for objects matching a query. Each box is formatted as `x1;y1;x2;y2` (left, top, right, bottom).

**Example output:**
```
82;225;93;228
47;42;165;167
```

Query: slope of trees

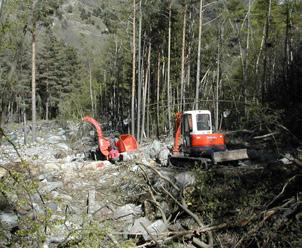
0;0;302;140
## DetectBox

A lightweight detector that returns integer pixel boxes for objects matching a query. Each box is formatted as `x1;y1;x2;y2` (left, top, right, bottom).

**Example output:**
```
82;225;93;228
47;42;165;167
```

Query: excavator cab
179;110;225;156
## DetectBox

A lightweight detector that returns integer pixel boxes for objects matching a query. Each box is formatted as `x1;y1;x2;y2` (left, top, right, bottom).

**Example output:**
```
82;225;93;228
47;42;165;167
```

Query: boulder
149;140;162;159
54;150;68;159
143;219;168;241
42;163;60;172
87;189;97;214
40;181;63;193
157;147;170;166
114;204;142;221
0;212;18;230
47;135;66;144
129;217;152;235
175;172;196;188
0;167;7;178
56;143;70;151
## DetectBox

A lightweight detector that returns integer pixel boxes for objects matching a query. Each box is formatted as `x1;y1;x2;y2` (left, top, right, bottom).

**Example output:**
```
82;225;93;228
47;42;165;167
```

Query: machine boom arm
172;112;182;154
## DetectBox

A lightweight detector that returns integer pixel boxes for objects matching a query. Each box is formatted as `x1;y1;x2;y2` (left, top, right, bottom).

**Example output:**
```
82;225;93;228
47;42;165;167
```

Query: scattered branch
137;162;180;191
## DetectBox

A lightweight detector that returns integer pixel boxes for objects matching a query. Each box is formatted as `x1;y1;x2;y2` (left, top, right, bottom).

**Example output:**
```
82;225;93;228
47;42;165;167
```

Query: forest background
0;0;302;142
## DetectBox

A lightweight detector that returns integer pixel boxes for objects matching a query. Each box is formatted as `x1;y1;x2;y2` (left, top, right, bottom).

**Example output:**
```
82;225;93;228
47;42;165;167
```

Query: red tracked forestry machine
170;110;249;168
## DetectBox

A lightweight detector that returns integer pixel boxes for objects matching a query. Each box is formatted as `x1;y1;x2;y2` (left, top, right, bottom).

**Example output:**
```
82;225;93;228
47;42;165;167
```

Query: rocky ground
0;120;302;247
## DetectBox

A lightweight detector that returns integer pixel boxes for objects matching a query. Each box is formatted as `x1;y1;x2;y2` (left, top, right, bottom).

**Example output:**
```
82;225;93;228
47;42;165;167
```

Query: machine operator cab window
182;110;212;135
181;114;192;149
196;113;211;131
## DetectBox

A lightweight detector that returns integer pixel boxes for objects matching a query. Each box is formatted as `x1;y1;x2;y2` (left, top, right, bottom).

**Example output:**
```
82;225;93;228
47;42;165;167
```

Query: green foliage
241;103;283;130
1;0;302;137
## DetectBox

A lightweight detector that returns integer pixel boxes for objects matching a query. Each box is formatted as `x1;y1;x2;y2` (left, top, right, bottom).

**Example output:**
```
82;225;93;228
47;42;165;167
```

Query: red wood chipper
82;116;138;160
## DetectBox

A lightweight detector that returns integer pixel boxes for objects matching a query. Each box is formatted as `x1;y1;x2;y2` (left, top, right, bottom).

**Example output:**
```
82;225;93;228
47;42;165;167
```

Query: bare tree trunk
194;0;203;110
131;0;136;136
31;26;37;142
89;63;94;116
45;68;49;121
23;112;27;145
243;0;251;116
141;43;151;142
137;0;142;142
147;66;150;138
45;98;49;121
0;0;5;19
180;2;187;111
283;2;290;84
7;102;10;122
167;3;172;135
215;27;221;131
261;0;272;102
156;52;160;138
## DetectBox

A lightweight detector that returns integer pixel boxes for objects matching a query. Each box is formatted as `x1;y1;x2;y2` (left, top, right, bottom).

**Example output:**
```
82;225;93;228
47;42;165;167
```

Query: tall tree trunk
167;3;172;135
180;2;187;111
7;102;11;122
23;112;27;145
141;43;151;142
131;0;136;136
243;0;251;116
194;0;203;110
89;63;94;116
147;66;150;138
261;0;272;102
31;26;37;142
283;2;290;85
215;27;221;131
156;52;160;138
137;0;142;142
0;0;5;19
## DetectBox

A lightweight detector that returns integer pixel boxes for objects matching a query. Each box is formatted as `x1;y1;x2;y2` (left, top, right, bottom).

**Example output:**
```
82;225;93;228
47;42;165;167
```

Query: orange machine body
172;110;226;156
116;134;138;153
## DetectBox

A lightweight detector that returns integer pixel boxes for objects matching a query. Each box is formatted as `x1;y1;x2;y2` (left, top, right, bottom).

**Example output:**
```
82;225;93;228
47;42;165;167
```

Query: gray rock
114;204;142;221
36;137;44;143
8;132;17;142
38;173;54;181
157;147;170;166
56;143;70;151
54;150;68;159
143;219;168;241
57;129;66;136
149;140;162;159
71;153;85;162
43;163;60;171
131;164;140;172
47;202;58;212
175;172;196;188
33;203;44;214
0;195;10;211
129;217;152;235
0;212;18;230
0;167;7;178
87;189;96;214
40;181;63;193
47;135;66;144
